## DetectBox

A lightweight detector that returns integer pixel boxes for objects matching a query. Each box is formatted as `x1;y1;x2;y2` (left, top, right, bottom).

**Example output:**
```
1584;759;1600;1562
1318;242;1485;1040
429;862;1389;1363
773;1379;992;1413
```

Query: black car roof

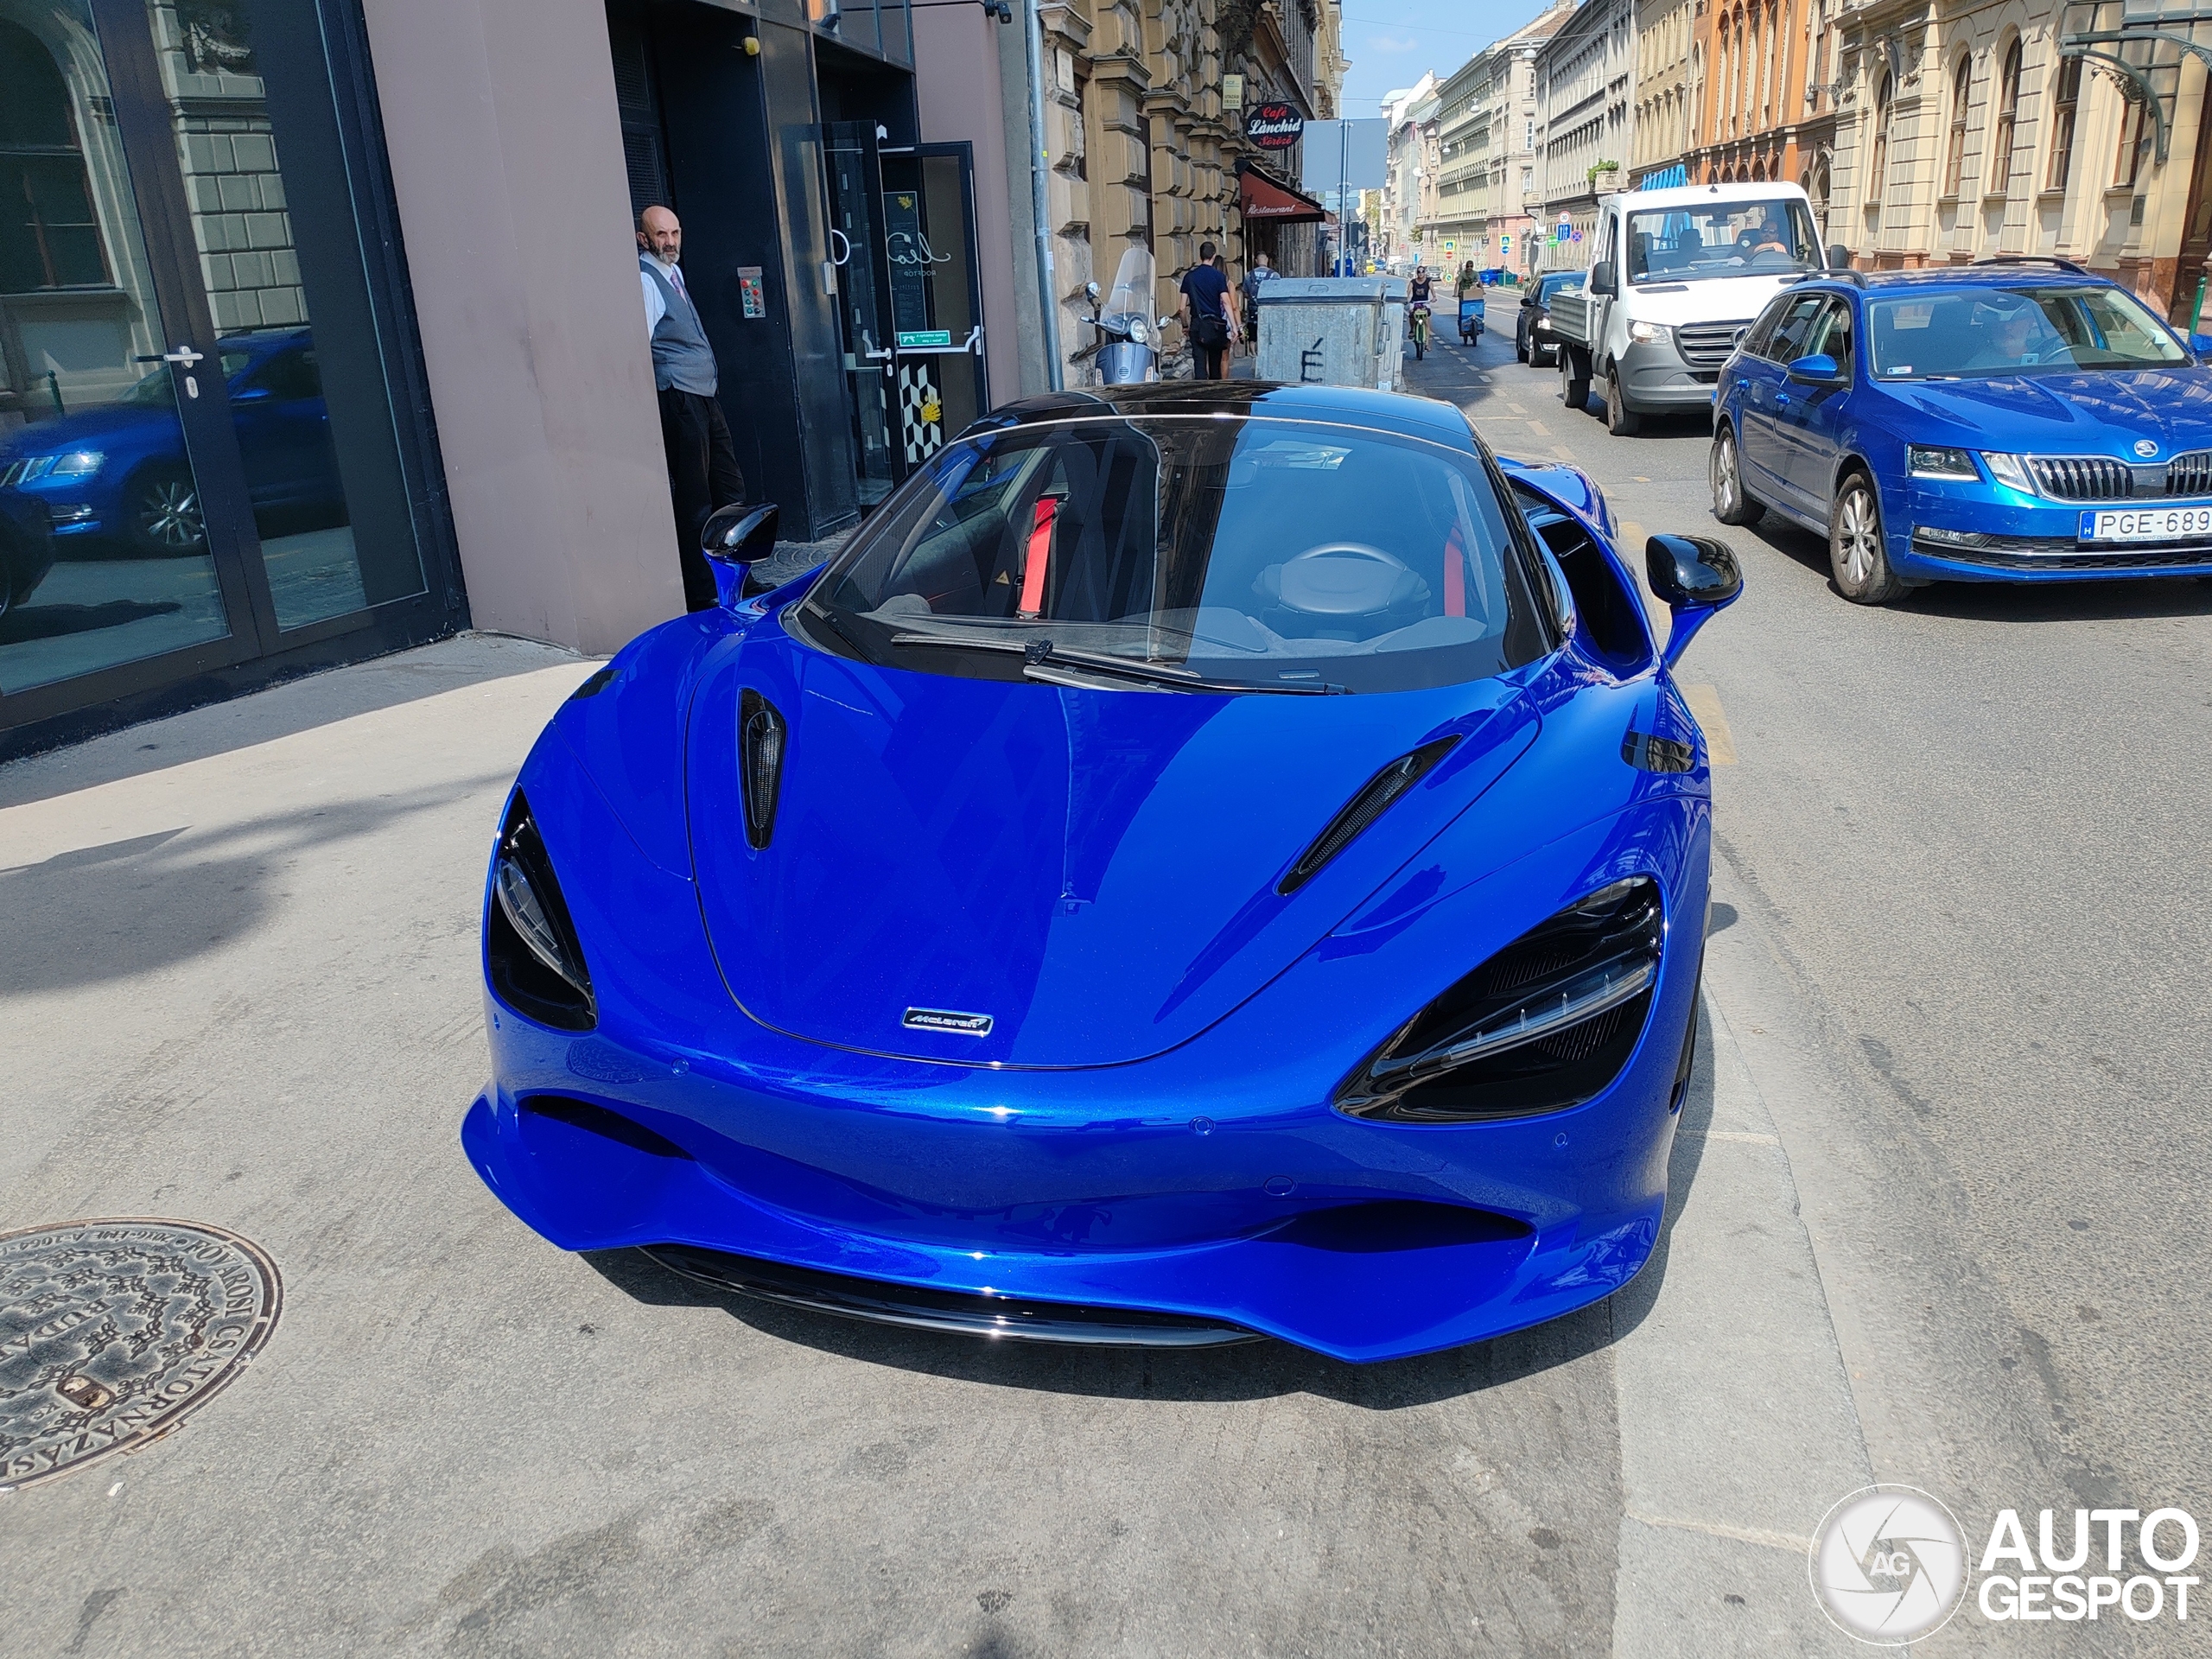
965;381;1478;449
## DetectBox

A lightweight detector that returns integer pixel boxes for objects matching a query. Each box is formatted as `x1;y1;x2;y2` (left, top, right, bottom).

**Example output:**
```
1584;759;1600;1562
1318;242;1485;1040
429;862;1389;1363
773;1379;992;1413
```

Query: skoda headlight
48;450;104;480
1908;446;1979;480
1626;319;1670;346
1981;452;2037;493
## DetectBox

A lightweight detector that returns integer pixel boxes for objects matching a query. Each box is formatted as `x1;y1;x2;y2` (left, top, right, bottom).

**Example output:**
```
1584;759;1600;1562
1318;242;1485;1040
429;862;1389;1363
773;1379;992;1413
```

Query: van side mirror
1591;259;1618;296
1645;533;1742;669
1827;243;1853;271
702;502;780;608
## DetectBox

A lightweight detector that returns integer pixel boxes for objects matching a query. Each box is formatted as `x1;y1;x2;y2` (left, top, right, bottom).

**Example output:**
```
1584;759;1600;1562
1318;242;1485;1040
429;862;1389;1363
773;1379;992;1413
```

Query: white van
1547;181;1834;435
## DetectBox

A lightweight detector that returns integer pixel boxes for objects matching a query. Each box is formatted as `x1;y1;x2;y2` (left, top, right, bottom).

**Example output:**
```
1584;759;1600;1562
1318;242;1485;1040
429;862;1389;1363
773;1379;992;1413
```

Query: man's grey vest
642;254;717;397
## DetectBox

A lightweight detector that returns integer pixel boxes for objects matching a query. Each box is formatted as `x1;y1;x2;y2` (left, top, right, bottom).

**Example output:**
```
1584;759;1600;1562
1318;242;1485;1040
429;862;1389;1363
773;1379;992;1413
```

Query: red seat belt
1018;496;1058;620
1443;524;1466;618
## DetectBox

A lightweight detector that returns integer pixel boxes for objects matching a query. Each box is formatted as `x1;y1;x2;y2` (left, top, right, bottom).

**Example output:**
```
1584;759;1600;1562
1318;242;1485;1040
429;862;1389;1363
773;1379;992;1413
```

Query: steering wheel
1272;542;1418;618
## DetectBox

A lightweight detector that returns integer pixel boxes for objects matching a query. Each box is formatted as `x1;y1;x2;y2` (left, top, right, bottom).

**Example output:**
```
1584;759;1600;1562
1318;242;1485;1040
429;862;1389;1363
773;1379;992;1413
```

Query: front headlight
1336;876;1665;1123
487;791;596;1031
1128;319;1149;345
48;450;103;480
1981;452;2037;493
1908;446;1980;480
1626;320;1670;346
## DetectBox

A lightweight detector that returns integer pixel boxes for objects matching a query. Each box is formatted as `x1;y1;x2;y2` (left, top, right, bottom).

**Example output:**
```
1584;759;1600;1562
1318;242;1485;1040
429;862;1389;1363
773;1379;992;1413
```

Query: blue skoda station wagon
1709;257;2212;602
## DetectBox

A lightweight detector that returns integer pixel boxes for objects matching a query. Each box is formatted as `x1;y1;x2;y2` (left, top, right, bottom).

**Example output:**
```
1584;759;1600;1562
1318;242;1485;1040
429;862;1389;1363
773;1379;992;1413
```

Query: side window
1744;294;1796;359
1510;480;1652;671
1808;298;1856;374
1766;296;1829;363
248;346;322;402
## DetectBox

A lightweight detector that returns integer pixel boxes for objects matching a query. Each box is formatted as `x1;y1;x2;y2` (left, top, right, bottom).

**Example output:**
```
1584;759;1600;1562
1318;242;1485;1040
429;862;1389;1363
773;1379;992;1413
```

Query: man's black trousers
658;386;746;611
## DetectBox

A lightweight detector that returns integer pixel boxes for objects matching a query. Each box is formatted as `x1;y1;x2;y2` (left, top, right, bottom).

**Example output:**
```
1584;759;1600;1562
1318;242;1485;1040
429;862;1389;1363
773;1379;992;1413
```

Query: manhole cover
0;1219;280;1491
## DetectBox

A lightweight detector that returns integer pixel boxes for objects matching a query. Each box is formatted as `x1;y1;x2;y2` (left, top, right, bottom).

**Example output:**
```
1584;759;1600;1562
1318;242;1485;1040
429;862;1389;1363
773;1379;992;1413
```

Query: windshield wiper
890;632;1341;695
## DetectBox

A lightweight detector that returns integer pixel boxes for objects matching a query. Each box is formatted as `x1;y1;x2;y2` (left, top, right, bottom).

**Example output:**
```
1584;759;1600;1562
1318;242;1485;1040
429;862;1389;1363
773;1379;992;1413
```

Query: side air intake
1277;735;1461;895
740;688;787;850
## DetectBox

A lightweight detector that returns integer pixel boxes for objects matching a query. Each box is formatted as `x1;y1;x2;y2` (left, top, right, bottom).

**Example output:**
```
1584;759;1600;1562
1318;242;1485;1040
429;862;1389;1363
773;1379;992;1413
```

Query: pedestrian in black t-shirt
1179;241;1232;379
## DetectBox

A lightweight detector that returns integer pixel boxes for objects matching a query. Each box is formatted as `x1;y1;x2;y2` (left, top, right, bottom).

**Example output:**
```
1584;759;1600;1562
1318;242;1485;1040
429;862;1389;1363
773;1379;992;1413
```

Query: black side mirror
702;502;780;607
1591;260;1617;296
1827;243;1852;271
1645;533;1742;669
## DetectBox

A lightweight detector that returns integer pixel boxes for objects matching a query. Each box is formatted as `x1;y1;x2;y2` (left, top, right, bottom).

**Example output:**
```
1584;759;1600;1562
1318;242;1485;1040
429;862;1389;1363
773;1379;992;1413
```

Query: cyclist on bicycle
1407;266;1434;357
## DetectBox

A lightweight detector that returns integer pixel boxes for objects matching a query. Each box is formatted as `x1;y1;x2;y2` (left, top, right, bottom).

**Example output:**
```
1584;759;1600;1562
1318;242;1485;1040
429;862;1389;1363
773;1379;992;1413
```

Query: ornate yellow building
1034;0;1344;380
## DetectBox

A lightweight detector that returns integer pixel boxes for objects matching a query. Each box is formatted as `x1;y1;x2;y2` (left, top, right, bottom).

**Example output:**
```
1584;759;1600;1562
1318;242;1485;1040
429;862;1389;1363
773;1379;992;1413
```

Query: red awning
1237;162;1332;225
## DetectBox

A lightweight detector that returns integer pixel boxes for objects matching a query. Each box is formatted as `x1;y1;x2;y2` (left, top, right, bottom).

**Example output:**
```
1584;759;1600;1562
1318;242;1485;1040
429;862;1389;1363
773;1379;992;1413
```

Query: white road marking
1624;1510;1814;1555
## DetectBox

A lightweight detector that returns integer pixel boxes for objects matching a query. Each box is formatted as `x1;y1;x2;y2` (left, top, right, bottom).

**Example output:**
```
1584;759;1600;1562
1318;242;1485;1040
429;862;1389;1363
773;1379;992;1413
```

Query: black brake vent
1277;735;1461;896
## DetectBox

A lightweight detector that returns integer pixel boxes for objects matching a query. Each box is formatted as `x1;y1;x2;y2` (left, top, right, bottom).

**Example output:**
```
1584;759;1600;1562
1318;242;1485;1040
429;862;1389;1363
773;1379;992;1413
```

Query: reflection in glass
148;0;424;630
0;2;230;695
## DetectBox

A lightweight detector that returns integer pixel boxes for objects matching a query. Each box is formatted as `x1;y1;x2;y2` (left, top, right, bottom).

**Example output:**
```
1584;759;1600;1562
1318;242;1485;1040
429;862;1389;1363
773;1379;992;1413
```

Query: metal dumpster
1255;277;1408;393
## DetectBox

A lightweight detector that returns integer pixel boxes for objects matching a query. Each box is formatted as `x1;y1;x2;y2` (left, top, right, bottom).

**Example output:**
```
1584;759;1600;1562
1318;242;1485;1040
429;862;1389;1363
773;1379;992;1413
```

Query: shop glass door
880;143;988;468
823;120;897;510
0;0;253;696
0;0;428;716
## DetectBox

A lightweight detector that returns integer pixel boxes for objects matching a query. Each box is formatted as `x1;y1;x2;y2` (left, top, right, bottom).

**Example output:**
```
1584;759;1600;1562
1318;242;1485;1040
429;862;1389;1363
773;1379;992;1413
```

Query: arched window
1867;72;1893;212
1991;39;2023;196
2046;54;2082;191
1942;55;1973;197
0;20;108;292
1744;17;1760;126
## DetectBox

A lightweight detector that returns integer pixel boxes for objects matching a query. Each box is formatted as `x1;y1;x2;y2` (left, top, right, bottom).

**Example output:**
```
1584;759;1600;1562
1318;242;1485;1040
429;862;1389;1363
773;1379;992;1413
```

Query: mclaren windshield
1627;199;1821;283
792;413;1556;694
1868;285;2190;378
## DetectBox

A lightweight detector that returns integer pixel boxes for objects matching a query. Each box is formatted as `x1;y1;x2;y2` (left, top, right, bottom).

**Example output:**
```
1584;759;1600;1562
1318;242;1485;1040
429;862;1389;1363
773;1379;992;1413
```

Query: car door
230;341;332;511
1738;295;1827;496
1779;296;1857;512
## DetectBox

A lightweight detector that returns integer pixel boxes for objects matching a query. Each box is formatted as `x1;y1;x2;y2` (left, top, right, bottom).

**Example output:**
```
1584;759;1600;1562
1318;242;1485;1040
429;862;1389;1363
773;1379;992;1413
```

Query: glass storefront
0;0;456;749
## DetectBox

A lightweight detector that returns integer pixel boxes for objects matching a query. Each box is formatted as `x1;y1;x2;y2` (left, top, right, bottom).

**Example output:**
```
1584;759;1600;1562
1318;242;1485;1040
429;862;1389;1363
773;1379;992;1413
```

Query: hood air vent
1277;735;1462;896
741;689;787;849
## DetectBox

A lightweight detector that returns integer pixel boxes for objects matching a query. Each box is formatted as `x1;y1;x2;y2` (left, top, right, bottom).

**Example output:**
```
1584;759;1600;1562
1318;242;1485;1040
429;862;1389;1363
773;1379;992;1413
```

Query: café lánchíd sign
1244;103;1304;150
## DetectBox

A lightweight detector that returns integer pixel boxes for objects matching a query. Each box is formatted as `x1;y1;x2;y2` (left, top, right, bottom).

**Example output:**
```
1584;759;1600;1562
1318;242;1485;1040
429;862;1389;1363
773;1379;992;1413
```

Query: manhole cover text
0;1219;280;1490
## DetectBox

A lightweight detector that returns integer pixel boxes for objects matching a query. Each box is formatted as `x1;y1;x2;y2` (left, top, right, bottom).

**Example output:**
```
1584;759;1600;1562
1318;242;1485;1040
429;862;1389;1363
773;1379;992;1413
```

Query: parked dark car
1516;271;1586;367
0;327;339;558
0;489;55;619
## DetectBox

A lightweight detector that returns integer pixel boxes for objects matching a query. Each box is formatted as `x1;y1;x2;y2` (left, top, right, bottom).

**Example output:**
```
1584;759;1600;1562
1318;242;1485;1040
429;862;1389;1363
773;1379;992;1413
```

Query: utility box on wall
1255;277;1407;392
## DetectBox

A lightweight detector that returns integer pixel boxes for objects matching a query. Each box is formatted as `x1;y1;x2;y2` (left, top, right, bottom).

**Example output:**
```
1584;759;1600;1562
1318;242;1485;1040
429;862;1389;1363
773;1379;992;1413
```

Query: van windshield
1627;199;1821;283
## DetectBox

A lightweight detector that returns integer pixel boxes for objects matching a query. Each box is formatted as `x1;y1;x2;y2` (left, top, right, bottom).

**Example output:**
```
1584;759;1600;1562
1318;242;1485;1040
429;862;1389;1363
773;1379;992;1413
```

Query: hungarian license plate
2080;505;2212;542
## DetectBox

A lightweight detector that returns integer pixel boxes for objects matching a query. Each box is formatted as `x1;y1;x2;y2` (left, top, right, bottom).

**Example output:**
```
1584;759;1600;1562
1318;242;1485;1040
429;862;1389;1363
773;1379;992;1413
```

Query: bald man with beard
639;205;745;611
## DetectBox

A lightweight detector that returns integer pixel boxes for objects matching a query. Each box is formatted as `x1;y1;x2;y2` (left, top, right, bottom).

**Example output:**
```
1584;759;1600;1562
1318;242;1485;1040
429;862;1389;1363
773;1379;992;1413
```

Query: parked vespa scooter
1086;247;1174;385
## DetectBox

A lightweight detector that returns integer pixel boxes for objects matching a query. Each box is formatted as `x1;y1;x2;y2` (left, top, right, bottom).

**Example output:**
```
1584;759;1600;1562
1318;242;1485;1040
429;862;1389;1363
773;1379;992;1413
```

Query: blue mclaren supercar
463;380;1741;1363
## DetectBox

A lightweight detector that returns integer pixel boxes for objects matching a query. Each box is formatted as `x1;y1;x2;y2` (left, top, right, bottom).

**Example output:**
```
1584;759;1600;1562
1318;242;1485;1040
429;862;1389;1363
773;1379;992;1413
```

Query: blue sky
1335;0;1554;115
